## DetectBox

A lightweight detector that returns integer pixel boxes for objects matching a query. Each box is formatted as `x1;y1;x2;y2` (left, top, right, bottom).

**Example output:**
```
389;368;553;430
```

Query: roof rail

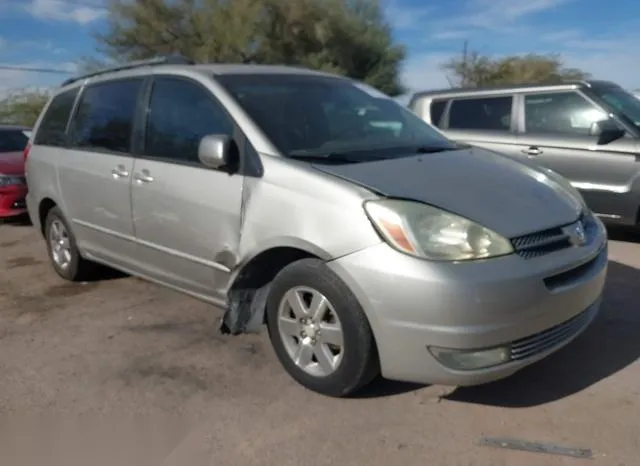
61;55;194;86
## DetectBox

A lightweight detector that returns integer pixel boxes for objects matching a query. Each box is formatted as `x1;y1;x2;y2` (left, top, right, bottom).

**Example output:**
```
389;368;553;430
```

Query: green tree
0;90;50;127
442;41;590;88
93;0;406;95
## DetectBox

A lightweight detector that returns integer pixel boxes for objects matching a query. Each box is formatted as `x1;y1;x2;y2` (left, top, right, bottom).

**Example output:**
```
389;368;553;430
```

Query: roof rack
61;55;194;86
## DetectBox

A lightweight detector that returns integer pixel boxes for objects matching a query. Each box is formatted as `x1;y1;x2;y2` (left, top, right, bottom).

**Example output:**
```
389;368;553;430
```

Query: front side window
69;79;143;153
448;96;513;131
590;86;640;129
144;77;234;164
34;88;78;147
215;74;455;162
0;129;29;153
524;92;610;135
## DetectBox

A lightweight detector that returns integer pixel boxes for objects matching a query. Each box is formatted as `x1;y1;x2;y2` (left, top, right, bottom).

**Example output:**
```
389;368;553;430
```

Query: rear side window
448;96;513;131
69;79;143;153
33;88;78;147
429;99;448;127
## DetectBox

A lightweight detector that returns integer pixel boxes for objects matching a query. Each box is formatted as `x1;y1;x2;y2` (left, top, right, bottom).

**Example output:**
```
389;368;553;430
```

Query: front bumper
0;185;28;218
327;224;608;386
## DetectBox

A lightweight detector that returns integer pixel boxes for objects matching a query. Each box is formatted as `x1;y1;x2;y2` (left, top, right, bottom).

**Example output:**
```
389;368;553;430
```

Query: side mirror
589;119;625;145
198;134;231;169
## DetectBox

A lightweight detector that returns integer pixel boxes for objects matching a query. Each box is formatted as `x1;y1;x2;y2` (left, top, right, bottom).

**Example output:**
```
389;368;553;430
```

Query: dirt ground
1;218;639;466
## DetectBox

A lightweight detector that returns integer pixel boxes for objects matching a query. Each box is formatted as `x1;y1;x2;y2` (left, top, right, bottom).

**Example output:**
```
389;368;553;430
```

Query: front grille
510;302;598;361
511;225;570;259
511;212;598;259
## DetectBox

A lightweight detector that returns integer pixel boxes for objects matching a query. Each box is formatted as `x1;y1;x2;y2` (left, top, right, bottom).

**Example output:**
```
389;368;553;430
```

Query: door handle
522;146;543;157
134;170;154;184
111;165;129;179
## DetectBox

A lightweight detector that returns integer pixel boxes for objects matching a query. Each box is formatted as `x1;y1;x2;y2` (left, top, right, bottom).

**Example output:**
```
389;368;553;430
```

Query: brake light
23;141;32;162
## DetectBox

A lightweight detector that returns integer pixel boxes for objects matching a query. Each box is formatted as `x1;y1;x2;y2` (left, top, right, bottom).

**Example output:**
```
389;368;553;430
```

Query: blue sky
1;0;639;96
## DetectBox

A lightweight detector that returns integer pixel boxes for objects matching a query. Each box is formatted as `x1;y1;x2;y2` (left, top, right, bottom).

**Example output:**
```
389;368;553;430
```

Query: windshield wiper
288;153;361;163
288;144;461;162
414;145;460;154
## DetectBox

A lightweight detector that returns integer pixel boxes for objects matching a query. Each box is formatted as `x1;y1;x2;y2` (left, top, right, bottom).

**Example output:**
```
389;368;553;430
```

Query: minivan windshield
0;129;29;153
590;86;640;129
216;74;457;161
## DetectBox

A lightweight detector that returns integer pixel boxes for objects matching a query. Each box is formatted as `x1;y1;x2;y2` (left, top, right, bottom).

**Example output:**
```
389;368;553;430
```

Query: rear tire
266;258;379;397
44;206;97;282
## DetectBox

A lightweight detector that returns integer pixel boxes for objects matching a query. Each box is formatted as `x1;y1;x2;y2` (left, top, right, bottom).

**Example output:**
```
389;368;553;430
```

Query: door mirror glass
198;134;231;169
589;118;625;145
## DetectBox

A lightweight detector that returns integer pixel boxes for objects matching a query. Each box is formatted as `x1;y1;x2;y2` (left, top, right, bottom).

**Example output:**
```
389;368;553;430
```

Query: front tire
266;258;379;397
44;206;97;282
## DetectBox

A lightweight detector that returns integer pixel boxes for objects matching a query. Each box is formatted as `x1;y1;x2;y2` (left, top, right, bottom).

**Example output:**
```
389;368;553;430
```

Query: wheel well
221;247;319;334
231;247;318;296
38;198;57;236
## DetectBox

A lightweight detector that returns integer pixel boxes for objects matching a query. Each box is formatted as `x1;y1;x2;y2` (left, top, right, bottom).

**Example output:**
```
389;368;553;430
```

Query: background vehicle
407;81;640;228
26;58;606;397
0;125;29;219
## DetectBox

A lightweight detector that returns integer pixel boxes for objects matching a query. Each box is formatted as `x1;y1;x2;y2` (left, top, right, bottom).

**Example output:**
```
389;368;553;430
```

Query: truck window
430;99;448;127
448;96;513;131
524;92;610;135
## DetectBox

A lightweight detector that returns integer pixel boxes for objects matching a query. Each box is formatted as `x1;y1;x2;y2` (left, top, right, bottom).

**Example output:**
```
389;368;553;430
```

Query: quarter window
524;92;611;135
144;77;234;164
448;96;513;131
34;88;79;147
69;79;143;153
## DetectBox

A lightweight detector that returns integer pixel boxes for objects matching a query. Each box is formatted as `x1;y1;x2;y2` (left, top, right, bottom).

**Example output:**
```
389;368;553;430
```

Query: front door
130;76;244;300
514;91;640;224
59;78;145;268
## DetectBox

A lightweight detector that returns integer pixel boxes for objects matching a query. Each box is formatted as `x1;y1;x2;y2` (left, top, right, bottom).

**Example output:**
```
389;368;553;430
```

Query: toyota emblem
565;222;586;246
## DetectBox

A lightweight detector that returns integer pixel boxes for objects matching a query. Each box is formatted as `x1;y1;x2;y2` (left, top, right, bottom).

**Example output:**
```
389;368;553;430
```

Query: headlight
363;199;513;261
0;174;24;187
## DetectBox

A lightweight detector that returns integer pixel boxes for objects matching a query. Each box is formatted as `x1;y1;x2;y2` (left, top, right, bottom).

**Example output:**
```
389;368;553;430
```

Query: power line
0;65;73;75
60;0;108;9
18;0;110;8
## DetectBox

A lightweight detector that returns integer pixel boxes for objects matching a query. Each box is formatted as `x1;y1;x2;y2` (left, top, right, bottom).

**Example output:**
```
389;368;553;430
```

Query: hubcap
49;219;72;270
277;286;345;377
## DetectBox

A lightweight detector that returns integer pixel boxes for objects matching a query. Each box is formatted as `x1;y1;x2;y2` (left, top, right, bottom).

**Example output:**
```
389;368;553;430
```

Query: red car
0;125;30;219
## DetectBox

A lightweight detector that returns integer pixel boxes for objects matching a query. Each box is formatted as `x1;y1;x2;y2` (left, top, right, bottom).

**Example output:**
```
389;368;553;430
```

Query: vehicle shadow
607;225;640;243
85;265;129;282
0;214;32;227
446;260;640;407
352;376;424;399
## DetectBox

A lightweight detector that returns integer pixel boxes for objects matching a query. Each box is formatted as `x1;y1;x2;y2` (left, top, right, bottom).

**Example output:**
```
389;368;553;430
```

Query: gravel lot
1;218;639;465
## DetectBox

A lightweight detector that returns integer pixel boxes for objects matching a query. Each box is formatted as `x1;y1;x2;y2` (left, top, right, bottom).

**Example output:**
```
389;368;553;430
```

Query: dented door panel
131;159;243;300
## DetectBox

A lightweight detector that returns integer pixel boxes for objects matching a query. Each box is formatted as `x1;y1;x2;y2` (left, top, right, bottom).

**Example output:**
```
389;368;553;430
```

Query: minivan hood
312;147;582;238
0;151;25;175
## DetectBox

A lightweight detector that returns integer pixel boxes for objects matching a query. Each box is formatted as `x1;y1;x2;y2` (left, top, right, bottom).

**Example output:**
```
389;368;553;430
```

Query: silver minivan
26;58;608;397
